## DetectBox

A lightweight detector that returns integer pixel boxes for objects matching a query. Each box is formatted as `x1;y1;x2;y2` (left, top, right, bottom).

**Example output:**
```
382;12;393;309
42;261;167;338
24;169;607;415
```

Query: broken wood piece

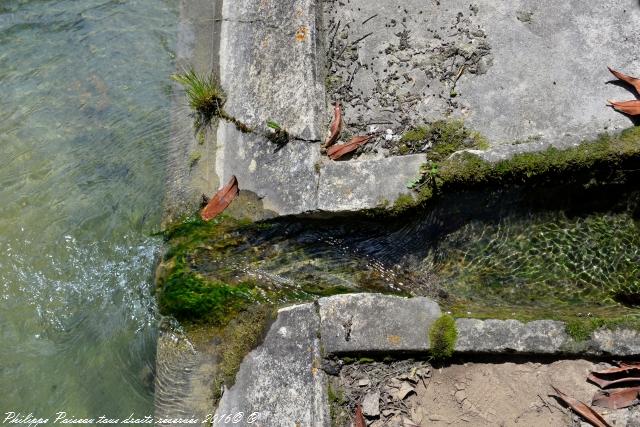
327;135;373;160
550;386;611;427
200;175;239;221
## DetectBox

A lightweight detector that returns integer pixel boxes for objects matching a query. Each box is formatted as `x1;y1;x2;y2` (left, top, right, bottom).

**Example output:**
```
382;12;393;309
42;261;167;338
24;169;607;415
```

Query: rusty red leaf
608;67;640;94
608;99;640;116
354;404;366;427
323;102;343;149
592;387;640;410
551;386;611;427
327;135;373;160
200;175;239;221
588;372;640;389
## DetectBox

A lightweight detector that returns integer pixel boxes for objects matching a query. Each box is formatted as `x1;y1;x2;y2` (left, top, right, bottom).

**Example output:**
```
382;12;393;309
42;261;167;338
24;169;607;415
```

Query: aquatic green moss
433;212;640;310
158;253;257;325
428;314;458;360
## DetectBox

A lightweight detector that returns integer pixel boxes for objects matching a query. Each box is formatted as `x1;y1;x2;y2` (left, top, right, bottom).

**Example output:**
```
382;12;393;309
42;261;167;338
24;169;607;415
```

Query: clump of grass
172;69;253;134
172;69;226;131
429;314;457;360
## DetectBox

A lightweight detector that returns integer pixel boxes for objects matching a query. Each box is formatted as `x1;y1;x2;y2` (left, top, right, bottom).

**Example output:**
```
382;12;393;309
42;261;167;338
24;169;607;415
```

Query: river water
0;0;178;419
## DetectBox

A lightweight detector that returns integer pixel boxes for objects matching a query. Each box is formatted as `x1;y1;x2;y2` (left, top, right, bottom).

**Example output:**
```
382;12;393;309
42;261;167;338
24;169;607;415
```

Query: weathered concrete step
318;293;441;353
213;294;640;425
215;303;329;427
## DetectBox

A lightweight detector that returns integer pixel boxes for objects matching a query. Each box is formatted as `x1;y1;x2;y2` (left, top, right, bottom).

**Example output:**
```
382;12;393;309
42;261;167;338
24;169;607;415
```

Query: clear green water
0;0;177;419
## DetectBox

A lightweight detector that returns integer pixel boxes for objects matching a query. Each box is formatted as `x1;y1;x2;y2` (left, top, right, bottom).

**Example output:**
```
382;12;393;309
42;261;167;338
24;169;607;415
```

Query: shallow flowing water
0;0;178;419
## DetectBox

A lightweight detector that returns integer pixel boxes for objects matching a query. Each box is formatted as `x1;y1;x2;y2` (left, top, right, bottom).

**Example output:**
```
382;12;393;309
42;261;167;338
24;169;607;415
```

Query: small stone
381;409;395;417
393;382;415;400
455;390;467;404
362;391;380;418
358;378;371;387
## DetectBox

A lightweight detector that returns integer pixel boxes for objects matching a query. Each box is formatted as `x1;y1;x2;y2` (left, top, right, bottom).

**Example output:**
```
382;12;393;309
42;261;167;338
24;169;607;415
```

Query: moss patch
212;304;276;401
388;126;640;216
395;120;488;158
565;317;640;342
429;314;458;360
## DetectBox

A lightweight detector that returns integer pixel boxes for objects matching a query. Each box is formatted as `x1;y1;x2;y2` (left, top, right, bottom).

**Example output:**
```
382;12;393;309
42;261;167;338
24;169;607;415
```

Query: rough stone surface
325;0;637;148
455;318;569;354
214;303;329;426
215;0;324;216
591;327;640;356
318;294;442;354
317;155;423;212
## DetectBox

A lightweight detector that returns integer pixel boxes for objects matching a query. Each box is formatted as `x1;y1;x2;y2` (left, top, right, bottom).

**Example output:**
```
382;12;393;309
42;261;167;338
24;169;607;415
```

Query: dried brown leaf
608;67;640;94
200;175;239;221
588;373;640;389
592;387;640;410
354;404;366;427
608;99;640;116
551;386;611;427
327;135;373;160
323;102;343;149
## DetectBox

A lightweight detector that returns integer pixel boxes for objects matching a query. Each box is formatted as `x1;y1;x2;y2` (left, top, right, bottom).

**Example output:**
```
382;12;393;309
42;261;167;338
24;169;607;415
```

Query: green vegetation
397;120;489;158
565;317;640;342
265;120;290;146
189;151;201;167
433;211;640;311
171;69;226;131
428;314;458;360
390;126;640;215
328;382;349;427
212;304;276;401
172;69;251;133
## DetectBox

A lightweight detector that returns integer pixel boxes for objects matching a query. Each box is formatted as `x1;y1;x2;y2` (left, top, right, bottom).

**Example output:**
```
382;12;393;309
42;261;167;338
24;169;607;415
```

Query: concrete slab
214;303;329;426
455;318;569;354
317;154;423;212
318;294;442;354
325;0;638;146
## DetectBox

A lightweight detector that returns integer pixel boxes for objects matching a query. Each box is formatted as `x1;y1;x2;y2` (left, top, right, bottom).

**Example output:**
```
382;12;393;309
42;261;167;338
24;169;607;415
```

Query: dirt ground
329;359;640;427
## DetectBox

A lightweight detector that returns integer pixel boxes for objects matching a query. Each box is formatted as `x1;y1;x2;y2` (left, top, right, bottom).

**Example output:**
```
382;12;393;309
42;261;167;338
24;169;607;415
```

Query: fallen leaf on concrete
323;102;343;150
608;67;640;93
550;386;611;427
588;373;640;389
592;387;640;410
607;99;640;116
354;404;366;427
327;135;373;160
592;365;640;375
200;175;239;221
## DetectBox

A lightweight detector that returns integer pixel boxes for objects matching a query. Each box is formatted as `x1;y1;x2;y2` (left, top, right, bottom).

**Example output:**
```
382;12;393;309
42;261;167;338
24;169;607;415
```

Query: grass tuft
429;314;458;360
171;69;226;131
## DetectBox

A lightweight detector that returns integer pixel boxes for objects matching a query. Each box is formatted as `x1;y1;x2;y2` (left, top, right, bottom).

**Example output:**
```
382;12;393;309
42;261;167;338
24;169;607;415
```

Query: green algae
433;210;640;317
212;304;277;401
